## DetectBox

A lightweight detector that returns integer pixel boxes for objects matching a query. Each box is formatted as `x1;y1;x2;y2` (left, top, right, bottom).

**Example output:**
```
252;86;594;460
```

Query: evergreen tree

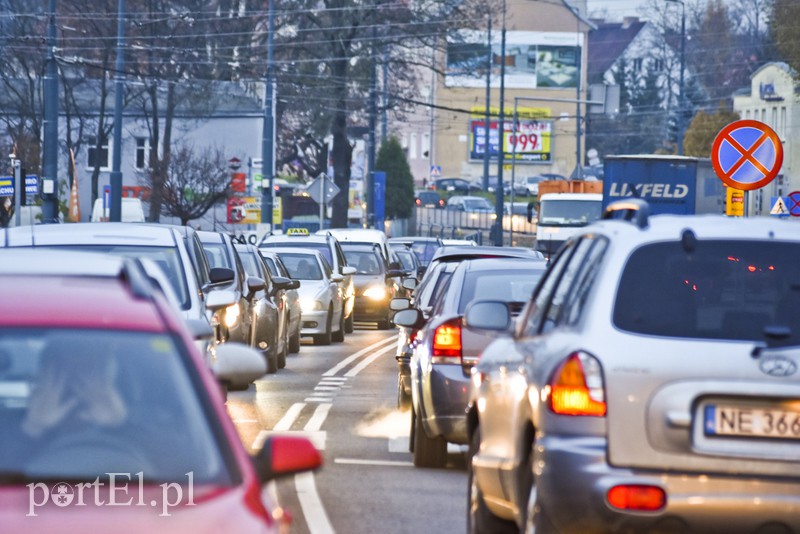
376;137;414;220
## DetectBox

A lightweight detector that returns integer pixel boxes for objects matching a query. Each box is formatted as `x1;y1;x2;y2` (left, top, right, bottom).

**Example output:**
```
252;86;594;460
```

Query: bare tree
157;143;230;226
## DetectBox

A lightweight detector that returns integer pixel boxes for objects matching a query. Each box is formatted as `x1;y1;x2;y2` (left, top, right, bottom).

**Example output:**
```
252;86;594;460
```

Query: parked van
90;198;146;222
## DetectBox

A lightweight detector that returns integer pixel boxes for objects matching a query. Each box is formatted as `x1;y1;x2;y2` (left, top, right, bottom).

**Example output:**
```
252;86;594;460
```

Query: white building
733;62;798;216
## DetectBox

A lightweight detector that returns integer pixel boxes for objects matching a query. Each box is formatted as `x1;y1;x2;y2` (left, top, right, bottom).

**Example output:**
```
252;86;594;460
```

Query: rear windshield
396;250;416;271
411;242;440;267
614;240;800;343
458;268;545;314
262;241;332;266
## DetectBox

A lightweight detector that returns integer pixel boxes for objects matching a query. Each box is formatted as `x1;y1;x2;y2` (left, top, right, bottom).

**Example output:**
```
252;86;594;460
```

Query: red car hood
0;483;275;534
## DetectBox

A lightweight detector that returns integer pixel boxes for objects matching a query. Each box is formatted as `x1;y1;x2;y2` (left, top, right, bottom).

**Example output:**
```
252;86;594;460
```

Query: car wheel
289;325;301;354
377;316;392;330
313;307;333;346
412;404;447;468
332;307;345;342
345;311;354;333
468;428;517;534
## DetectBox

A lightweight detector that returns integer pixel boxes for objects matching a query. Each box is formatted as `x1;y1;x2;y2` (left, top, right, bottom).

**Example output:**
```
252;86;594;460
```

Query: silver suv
466;200;800;533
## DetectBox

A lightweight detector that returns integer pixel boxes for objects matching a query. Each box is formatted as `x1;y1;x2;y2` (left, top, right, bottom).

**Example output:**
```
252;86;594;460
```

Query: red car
0;249;321;533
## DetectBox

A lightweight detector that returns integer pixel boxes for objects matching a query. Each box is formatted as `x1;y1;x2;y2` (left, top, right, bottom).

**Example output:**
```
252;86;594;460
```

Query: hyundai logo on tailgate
759;356;798;377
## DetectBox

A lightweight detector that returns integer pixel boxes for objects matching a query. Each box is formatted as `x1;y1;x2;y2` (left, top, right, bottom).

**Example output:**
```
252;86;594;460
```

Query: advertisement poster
469;118;553;163
446;31;582;89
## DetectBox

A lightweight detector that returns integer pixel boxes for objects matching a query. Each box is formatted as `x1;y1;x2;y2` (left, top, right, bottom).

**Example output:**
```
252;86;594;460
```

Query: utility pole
367;23;378;228
482;14;492;193
493;0;506;246
261;0;276;227
109;0;125;222
41;0;59;223
381;41;388;142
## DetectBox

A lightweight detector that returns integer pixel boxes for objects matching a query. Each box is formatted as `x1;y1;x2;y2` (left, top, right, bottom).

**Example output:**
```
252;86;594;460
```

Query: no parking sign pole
711;120;783;217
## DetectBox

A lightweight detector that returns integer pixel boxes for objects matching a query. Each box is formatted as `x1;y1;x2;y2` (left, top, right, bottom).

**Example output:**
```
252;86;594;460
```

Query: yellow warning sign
726;187;744;217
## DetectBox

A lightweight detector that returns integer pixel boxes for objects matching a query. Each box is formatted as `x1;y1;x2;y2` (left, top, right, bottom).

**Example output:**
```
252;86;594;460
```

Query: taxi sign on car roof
286;228;310;236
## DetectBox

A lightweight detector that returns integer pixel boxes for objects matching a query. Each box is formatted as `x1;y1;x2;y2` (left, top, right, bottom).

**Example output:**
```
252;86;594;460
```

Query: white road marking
334;458;414;467
314;386;340;391
319;377;347;382
305;403;332;432
323;335;397;377
295;473;335;534
344;343;396;377
274;402;306;431
388;437;409;453
305;396;334;403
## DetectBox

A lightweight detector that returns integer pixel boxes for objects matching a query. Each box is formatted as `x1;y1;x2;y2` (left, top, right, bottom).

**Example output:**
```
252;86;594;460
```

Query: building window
135;137;151;169
632;58;643;72
652;59;664;72
772;107;777;130
422;133;430;158
410;133;418;159
744;109;750;119
781;107;787;138
87;136;110;170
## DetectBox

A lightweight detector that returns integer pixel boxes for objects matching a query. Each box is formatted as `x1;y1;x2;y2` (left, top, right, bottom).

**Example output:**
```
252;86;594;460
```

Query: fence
414;207;537;248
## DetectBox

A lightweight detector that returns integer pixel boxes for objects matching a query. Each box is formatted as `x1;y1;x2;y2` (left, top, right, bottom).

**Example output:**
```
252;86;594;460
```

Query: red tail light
438;199;445;207
607;485;666;511
432;319;462;363
548;351;606;416
416;198;422;205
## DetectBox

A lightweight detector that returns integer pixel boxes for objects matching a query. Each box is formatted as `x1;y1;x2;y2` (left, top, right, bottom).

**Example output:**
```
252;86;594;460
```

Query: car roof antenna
680;229;696;253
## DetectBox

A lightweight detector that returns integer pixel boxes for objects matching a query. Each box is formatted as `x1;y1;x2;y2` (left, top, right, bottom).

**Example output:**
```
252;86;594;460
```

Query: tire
377;317;392;330
289;325;301;354
468;429;517;534
332;307;345;342
412;404;447;468
313;307;333;346
345;311;354;333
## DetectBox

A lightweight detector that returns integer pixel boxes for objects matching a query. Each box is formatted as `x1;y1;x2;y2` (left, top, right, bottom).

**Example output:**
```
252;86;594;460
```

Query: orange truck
537;179;603;197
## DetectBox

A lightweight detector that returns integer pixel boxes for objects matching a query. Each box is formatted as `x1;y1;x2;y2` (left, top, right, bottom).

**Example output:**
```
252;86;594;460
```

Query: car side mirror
246;276;266;299
342;266;357;276
402;278;418;291
331;273;344;283
271;276;294;293
252;435;322;484
209;267;235;285
213;342;267;387
464;300;512;332
205;289;237;312
392;308;425;329
390;297;411;311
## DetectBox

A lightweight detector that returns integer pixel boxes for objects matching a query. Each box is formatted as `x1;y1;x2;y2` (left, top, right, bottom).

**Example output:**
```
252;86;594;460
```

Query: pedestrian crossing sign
770;196;789;217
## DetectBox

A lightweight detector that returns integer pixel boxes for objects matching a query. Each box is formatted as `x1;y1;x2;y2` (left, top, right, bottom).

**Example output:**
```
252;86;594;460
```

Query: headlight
363;286;387;300
301;297;324;313
223;303;240;328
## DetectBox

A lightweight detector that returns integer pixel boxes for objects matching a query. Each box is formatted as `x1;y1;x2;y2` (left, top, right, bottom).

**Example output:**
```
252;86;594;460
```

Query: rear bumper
535;435;800;533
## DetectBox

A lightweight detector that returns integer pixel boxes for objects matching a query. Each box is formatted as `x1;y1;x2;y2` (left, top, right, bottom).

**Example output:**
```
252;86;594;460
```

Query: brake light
416;198;421;205
432;319;462;363
548;351;606;416
607;485;666;511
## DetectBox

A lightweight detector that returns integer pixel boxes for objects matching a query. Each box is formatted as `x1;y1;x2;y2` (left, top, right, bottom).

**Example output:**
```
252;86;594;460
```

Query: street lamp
666;0;685;155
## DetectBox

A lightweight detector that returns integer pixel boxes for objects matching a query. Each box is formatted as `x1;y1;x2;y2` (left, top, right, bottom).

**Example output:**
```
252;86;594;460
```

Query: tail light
432;318;462;363
415;198;422;205
548;351;606;416
607;485;666;511
438;199;445;207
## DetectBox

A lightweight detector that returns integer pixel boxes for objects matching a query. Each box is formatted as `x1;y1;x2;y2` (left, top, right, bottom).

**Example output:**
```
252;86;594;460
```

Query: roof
462;256;548;271
5;222;178;247
431;245;543;262
540;193;603;200
197;230;225;244
0;275;166;331
588;19;648;83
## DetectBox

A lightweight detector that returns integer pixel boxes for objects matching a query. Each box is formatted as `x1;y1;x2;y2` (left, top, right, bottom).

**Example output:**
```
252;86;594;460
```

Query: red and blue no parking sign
711;119;783;191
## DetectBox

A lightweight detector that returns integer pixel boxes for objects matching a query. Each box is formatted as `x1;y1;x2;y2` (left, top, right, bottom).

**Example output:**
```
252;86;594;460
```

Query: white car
270;248;345;345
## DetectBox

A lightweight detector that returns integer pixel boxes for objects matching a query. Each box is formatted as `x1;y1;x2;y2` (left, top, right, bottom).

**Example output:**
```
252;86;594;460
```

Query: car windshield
614;240;800;343
343;250;382;275
203;243;231;270
458;268;545;314
463;199;492;210
538;200;602;226
278;253;323;280
0;328;232;484
396;251;416;271
410;242;440;266
262;241;333;266
40;245;190;311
